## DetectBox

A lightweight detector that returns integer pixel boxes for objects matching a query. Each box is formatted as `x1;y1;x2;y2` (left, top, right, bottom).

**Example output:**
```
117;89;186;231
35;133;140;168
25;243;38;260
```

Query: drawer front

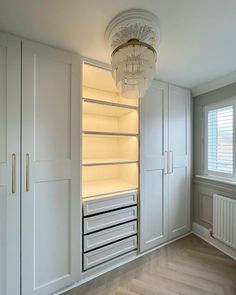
84;221;137;252
83;191;137;216
83;236;137;270
84;206;137;234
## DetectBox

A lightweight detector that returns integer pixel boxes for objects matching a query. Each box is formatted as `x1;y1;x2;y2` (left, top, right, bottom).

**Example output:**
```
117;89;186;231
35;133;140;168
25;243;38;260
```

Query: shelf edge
83;131;138;137
83;97;138;110
82;187;139;199
82;160;139;166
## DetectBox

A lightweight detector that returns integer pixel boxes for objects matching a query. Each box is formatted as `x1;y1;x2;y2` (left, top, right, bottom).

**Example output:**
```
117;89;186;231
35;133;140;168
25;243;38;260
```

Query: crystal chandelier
105;9;161;99
111;39;156;99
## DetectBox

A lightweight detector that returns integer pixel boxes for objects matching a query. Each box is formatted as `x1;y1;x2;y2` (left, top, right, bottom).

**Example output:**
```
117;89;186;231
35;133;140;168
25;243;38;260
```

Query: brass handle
26;153;29;192
169;151;173;174
164;151;168;174
12;153;16;194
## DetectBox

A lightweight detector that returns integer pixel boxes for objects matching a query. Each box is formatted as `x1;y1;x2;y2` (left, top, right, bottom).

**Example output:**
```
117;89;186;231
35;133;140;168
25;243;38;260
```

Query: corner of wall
192;222;236;260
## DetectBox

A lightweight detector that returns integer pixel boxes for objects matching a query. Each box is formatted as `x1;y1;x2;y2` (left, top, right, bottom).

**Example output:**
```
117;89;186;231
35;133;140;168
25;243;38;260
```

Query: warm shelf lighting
82;63;139;199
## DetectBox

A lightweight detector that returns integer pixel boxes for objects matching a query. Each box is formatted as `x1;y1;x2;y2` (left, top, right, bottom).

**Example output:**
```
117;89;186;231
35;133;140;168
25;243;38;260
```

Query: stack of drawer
83;191;138;270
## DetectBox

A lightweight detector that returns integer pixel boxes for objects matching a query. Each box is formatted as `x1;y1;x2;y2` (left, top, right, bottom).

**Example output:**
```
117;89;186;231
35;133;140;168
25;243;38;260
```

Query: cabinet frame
0;32;21;295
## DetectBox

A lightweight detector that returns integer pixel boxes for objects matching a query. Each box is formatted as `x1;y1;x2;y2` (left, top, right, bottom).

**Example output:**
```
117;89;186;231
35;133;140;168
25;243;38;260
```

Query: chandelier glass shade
111;39;157;99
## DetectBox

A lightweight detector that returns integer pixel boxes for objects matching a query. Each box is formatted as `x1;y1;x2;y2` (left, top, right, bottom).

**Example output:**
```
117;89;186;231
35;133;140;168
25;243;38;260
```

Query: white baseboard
192;222;236;260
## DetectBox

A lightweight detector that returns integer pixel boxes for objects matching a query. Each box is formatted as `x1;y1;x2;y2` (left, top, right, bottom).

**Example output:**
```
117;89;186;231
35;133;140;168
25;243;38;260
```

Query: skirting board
192;222;236;260
55;231;192;295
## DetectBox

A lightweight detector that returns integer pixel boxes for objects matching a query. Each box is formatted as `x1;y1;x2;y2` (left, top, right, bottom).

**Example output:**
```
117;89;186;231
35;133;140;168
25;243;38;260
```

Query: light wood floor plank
167;261;236;287
115;287;138;295
129;278;177;295
64;234;236;295
141;273;219;295
145;266;225;294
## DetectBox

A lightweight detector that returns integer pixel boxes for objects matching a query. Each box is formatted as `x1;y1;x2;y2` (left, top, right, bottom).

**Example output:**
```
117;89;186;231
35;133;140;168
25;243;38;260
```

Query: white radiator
213;194;236;249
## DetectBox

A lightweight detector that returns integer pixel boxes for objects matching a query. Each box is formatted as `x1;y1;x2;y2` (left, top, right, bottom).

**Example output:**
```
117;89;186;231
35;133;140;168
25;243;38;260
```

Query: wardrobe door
0;33;21;295
168;85;191;239
140;80;169;252
21;40;81;295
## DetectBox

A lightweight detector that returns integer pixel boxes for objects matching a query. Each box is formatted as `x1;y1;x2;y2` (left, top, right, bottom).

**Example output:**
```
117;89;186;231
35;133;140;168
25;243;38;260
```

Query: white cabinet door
168;85;191;239
140;80;169;252
21;40;81;295
0;33;21;295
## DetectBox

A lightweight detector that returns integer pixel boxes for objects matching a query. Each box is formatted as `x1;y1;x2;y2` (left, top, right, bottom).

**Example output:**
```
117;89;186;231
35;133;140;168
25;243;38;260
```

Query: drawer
84;206;137;234
84;221;137;252
83;235;137;270
83;191;137;216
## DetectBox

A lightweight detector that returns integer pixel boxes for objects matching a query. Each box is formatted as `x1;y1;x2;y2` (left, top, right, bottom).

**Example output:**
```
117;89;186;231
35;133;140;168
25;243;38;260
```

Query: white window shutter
207;105;233;174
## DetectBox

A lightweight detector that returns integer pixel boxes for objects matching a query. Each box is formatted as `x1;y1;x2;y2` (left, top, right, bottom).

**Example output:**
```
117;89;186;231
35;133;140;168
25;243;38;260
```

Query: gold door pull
164;151;168;174
12;153;16;194
169;151;173;174
26;153;30;192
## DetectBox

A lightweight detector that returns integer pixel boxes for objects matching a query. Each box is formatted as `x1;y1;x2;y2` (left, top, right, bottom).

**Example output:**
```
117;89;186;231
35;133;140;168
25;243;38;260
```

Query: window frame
203;97;236;181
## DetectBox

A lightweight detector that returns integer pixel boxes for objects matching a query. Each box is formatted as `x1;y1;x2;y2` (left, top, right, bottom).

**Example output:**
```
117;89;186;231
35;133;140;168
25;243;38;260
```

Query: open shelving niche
82;62;139;198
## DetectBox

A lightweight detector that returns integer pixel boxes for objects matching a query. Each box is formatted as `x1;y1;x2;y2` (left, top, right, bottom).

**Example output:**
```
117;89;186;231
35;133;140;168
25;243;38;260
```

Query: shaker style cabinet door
140;80;169;252
0;33;21;295
168;85;191;239
21;40;81;295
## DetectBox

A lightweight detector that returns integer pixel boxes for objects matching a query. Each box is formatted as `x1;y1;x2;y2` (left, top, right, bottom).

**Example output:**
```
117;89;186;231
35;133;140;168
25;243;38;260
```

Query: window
205;102;235;179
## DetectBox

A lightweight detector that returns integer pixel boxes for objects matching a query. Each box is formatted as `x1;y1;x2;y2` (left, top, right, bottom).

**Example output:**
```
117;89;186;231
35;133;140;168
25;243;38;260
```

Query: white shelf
83;131;138;137
83;101;135;117
82;63;139;200
83;158;138;166
83;97;138;110
82;179;138;198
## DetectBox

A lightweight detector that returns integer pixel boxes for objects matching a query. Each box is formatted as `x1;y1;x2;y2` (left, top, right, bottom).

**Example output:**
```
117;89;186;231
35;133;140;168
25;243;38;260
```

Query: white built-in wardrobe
140;81;191;252
0;32;191;295
0;33;81;295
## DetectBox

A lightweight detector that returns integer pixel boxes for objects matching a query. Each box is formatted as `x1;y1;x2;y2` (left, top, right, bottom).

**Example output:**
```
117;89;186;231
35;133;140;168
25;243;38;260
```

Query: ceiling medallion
105;9;161;98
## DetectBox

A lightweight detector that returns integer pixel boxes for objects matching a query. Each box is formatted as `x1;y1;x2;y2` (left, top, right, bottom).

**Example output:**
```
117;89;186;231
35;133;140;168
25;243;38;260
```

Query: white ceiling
1;0;236;90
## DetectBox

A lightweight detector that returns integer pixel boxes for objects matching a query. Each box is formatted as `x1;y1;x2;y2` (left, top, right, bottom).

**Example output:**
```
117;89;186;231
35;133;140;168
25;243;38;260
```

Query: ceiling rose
105;9;161;99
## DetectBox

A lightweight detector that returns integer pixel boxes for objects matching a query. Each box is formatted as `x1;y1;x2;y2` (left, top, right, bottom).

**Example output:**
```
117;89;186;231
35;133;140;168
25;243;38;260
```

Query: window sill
194;175;236;187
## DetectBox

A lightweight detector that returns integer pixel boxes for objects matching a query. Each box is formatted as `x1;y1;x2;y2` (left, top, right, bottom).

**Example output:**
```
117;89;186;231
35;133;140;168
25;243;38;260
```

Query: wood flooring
64;234;236;295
